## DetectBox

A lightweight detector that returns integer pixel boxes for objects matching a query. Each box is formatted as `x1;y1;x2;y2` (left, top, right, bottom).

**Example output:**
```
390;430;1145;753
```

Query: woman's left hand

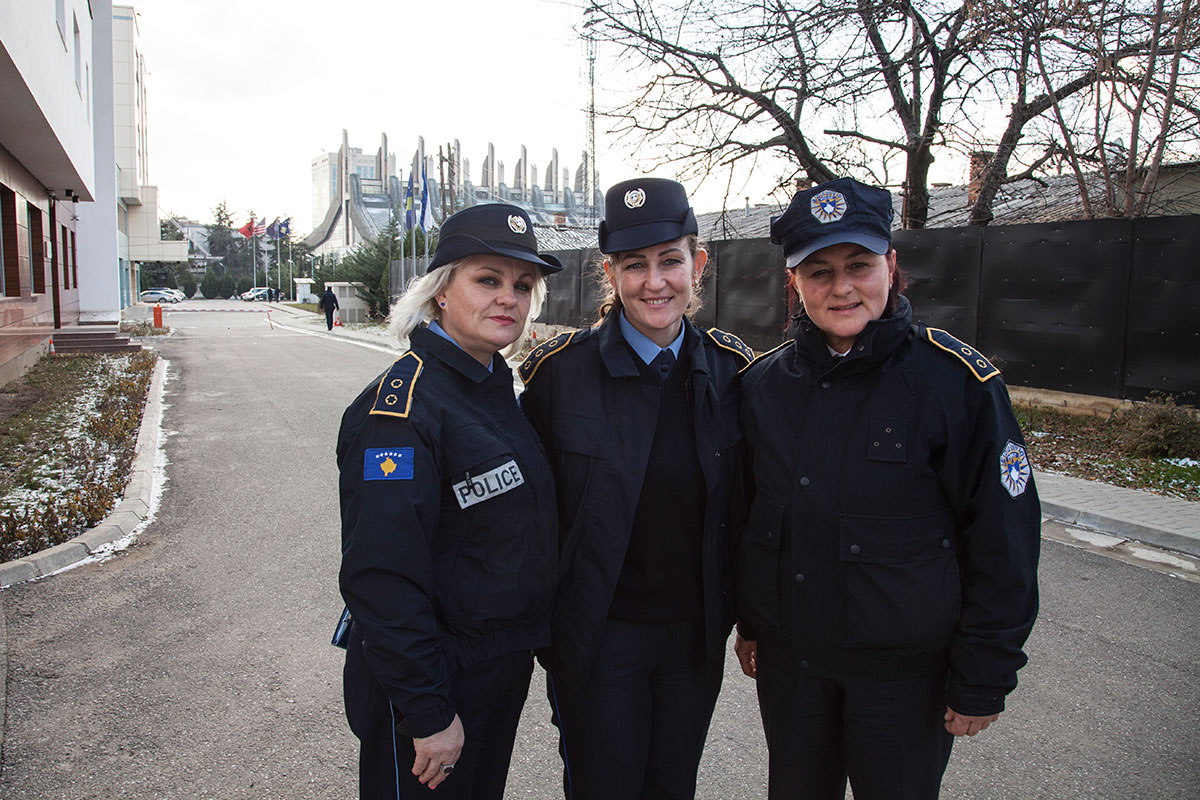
944;707;1000;737
412;714;465;788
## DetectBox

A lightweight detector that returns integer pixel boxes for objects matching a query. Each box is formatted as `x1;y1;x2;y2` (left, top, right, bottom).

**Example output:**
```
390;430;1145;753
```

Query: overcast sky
128;0;778;233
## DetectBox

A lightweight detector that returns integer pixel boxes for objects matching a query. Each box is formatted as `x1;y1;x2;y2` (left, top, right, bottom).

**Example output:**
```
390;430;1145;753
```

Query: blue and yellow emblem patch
519;331;577;385
705;327;754;364
364;447;414;481
369;352;423;417
999;440;1031;497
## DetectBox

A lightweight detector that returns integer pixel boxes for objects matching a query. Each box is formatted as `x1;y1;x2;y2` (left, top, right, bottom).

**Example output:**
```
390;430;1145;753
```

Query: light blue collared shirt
619;309;685;365
428;320;493;372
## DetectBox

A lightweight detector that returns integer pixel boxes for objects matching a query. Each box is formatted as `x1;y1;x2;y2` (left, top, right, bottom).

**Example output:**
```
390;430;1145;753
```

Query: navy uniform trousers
345;625;534;800
755;637;953;800
546;617;723;800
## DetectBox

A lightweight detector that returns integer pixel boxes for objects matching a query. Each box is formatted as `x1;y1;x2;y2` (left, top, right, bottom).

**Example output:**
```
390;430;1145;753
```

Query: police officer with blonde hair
337;203;562;799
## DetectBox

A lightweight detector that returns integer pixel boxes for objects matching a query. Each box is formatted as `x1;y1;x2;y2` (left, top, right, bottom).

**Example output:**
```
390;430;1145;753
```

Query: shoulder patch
705;327;753;364
519;330;577;385
369;351;424;418
739;339;791;375
924;327;1000;382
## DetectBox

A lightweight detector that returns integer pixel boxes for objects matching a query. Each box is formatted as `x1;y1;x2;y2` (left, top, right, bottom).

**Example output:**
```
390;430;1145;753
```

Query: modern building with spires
305;131;601;259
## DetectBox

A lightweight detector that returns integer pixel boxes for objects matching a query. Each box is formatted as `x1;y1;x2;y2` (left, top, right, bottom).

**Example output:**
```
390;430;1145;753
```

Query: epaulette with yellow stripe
738;339;791;375
923;327;1000;382
705;327;753;364
369;351;423;418
519;330;578;385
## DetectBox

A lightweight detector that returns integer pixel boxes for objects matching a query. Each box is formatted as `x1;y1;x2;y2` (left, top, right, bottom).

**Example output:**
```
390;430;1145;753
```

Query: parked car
147;287;186;302
139;289;180;304
240;287;270;301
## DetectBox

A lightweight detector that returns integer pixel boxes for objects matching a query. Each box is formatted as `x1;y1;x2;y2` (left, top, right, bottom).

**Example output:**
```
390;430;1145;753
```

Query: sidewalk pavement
2;304;1197;591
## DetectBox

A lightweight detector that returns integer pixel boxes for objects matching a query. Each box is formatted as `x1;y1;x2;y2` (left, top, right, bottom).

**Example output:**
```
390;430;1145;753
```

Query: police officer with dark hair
337;203;562;799
735;177;1041;799
520;178;752;800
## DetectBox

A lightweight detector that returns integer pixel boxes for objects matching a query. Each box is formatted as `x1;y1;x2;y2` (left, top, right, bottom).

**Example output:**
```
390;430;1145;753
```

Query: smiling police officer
735;177;1041;800
337;204;562;799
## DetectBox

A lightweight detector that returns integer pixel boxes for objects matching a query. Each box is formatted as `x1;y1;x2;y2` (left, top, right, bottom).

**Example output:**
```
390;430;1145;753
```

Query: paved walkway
1;304;1197;589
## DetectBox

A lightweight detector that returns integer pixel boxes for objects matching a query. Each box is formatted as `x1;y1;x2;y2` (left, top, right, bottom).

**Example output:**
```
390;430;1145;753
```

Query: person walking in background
735;177;1041;800
520;178;752;800
337;204;564;799
319;286;339;330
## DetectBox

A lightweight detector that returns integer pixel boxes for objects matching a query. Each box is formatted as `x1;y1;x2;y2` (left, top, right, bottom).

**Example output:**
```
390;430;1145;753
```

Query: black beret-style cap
427;203;563;274
598;177;698;254
770;177;895;269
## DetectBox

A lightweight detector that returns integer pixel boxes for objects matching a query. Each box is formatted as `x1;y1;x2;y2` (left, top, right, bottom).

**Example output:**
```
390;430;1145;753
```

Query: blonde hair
385;257;548;360
593;234;706;322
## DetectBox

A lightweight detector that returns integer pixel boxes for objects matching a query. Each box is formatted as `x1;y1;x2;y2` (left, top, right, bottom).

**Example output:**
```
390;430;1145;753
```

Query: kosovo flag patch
364;447;414;481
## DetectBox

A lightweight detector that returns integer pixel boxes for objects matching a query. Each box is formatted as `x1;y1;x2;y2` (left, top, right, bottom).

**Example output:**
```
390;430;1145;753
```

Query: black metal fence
541;214;1200;401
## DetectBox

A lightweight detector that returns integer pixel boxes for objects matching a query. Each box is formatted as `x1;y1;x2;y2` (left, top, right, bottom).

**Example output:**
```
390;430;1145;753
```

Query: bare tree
585;0;1198;227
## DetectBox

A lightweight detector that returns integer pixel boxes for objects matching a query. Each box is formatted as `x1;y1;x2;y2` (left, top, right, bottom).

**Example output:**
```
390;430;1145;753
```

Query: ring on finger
441;764;455;775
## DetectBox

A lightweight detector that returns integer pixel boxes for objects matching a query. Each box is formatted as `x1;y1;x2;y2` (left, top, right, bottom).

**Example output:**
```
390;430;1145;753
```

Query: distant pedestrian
319;287;338;330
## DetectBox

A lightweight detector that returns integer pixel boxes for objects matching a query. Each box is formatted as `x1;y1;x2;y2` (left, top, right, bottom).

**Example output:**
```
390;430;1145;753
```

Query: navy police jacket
337;326;557;738
737;297;1040;717
519;314;752;683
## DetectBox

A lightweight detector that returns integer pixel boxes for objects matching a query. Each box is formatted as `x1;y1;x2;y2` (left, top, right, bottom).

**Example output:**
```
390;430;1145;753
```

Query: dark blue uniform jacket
519;314;751;684
737;297;1040;717
337;326;557;738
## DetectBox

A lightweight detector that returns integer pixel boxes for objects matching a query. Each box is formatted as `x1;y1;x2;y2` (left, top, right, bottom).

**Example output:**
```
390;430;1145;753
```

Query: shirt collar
618;309;685;365
428;320;493;373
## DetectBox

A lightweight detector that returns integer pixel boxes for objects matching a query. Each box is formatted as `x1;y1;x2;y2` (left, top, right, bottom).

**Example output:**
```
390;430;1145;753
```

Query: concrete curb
1039;500;1200;559
0;357;167;588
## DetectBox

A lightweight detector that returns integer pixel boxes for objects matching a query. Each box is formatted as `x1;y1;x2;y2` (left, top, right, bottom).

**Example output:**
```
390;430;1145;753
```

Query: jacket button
799;476;810;486
849;544;861;555
800;659;810;669
821;380;831;389
795;573;805;583
714;451;721;458
765;531;773;540
942;538;952;548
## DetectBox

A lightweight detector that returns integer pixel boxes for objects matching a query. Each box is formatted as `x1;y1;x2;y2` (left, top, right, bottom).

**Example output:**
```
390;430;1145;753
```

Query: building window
56;0;67;47
28;205;46;294
71;231;78;288
74;15;82;93
62;226;71;289
0;185;11;297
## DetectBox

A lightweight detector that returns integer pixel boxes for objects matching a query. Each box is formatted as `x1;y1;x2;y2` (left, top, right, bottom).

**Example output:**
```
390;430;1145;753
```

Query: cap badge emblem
507;215;528;234
624;188;646;209
810;190;847;224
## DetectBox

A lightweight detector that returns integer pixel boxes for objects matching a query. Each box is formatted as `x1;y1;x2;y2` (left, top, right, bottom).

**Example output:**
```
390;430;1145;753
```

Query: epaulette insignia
705;327;754;364
369;352;424;417
739;339;791;375
925;328;1000;382
519;331;577;385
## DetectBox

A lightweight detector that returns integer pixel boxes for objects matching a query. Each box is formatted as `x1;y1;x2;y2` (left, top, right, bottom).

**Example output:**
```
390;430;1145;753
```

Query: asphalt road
1;305;1197;799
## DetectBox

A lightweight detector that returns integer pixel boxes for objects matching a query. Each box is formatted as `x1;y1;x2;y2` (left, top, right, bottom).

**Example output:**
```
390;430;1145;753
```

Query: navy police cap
770;177;895;269
427;203;563;274
598;177;698;254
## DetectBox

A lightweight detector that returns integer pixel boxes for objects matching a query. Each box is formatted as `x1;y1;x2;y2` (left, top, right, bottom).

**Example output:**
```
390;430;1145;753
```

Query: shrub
1113;393;1200;459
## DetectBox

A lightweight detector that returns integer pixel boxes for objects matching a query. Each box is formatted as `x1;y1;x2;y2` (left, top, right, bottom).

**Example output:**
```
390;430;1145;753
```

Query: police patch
810;190;847;224
452;460;525;508
364;447;414;481
507;214;527;234
624;188;646;209
999;440;1031;498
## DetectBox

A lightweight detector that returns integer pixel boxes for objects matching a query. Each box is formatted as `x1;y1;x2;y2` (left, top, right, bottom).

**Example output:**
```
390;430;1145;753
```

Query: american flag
252;217;267;236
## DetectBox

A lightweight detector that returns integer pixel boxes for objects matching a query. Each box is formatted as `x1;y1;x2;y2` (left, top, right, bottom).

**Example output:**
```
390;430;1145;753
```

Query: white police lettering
452;460;525;509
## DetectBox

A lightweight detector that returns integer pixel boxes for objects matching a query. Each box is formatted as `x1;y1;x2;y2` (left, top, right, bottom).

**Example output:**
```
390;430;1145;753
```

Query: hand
944;707;1000;737
412;714;464;789
734;634;757;679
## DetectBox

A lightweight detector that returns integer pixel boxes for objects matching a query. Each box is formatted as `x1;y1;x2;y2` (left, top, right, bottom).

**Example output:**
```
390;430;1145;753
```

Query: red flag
238;219;254;238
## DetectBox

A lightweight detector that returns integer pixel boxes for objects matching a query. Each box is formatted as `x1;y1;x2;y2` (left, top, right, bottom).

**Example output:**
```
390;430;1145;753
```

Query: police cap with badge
427;203;563;274
598;177;698;254
770;177;895;268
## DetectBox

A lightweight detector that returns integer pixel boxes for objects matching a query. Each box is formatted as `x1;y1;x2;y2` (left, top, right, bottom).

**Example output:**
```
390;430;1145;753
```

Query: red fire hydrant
153;302;163;328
